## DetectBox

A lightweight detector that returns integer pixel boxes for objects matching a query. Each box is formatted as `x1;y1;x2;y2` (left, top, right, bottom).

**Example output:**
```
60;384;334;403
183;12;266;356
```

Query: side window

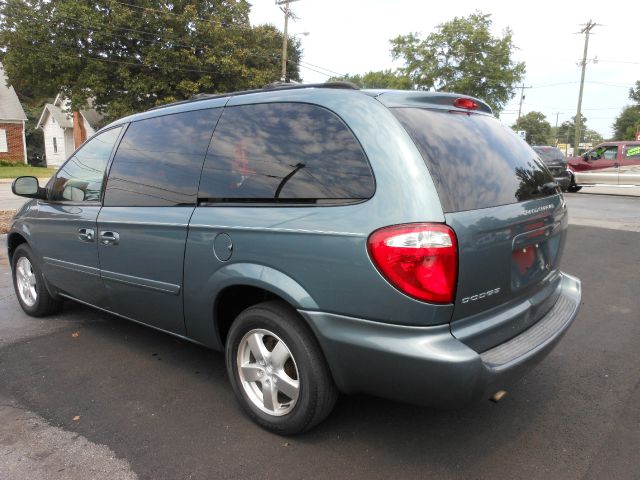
103;109;221;207
198;103;375;203
49;126;122;202
603;147;618;161
624;145;640;160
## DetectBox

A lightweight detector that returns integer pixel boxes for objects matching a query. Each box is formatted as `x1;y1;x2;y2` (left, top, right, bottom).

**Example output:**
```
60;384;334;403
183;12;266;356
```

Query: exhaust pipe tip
490;390;508;403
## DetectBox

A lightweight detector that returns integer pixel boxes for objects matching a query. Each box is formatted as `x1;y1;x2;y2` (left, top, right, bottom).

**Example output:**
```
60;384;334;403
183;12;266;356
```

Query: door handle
99;230;120;246
77;228;95;242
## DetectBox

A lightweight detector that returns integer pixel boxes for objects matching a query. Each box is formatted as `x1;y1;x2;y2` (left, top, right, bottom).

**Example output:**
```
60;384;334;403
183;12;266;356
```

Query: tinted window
104;109;221;206
392;108;556;213
198;103;374;202
532;146;566;163
50;126;122;202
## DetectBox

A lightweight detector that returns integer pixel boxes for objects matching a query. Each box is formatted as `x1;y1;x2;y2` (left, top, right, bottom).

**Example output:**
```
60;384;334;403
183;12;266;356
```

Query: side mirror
11;176;46;199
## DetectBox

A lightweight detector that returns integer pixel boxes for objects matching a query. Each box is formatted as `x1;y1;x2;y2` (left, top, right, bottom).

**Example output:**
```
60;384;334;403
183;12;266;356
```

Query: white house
36;94;103;167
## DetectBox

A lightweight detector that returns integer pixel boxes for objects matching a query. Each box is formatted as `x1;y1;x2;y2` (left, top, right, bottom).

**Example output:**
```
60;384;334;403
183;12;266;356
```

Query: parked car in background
532;146;571;191
9;84;581;434
567;141;640;192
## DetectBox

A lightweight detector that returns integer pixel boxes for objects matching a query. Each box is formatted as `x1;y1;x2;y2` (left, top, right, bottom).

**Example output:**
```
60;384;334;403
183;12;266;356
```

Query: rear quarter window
392;108;555;212
198;102;375;203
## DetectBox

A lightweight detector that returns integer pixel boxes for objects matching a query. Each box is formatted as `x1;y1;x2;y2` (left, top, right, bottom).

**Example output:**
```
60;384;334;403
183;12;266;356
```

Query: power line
4;43;251;76
3;7;259;52
289;60;333;78
0;1;348;84
103;0;255;31
0;0;254;31
596;59;640;65
6;42;345;85
296;60;346;78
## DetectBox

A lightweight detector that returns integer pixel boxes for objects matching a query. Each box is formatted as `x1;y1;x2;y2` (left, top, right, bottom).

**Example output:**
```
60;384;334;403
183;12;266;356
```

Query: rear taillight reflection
367;223;458;303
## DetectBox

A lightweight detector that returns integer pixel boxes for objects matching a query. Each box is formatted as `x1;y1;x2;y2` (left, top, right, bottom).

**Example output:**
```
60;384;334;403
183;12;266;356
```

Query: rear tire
225;300;337;434
11;244;61;317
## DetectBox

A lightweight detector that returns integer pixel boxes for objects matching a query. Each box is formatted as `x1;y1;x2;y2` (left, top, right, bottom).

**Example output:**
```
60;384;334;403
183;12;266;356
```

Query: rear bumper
301;272;581;407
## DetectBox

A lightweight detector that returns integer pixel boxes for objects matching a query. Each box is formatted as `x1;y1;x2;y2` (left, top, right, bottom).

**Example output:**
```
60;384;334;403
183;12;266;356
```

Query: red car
567;141;640;192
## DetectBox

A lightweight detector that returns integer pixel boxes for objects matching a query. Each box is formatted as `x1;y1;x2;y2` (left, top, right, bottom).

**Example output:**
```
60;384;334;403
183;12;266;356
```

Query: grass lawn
0;164;57;179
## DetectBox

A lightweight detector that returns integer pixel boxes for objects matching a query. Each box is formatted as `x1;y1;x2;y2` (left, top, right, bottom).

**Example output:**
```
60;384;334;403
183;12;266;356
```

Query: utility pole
574;20;598;154
276;0;300;82
555;112;560;146
516;84;531;122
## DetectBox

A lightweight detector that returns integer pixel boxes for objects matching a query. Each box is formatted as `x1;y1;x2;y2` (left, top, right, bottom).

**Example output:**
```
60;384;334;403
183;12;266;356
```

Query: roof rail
147;81;360;111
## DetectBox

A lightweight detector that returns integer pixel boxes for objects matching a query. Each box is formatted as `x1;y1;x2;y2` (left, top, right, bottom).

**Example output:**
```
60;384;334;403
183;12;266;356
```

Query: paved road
0;179;50;211
0;195;639;480
565;192;640;232
0;183;26;210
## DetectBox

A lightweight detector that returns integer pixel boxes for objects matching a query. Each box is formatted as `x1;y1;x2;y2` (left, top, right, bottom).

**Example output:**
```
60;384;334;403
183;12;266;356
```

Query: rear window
533;146;566;163
392;108;556;213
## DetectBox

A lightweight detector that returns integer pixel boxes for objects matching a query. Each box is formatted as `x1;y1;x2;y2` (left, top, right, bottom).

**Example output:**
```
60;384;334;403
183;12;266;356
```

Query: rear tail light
367;223;458;303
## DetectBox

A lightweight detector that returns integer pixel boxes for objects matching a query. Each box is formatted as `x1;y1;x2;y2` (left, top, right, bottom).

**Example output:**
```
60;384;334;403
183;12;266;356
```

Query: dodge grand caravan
9;83;581;434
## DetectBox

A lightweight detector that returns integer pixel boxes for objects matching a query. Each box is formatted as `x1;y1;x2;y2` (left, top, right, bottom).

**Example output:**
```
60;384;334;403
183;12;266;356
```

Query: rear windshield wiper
275;163;306;199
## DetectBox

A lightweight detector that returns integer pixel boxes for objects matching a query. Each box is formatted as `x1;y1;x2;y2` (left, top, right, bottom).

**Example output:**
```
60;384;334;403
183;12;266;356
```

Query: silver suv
10;84;581;434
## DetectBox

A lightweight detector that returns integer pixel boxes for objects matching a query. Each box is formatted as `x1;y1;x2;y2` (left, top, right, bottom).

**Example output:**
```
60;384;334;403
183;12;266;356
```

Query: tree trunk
73;111;87;148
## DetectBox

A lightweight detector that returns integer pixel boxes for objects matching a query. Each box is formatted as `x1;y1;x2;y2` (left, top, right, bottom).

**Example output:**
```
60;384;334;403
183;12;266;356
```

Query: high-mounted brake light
453;98;479;110
367;223;458;303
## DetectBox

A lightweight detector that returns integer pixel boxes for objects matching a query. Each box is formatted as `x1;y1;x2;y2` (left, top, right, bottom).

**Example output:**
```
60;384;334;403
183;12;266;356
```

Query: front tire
11;244;61;317
226;301;337;434
567;173;582;192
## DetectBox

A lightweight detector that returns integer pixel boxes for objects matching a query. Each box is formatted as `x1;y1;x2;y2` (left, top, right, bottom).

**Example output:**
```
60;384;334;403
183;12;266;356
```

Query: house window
53;137;58;153
0;129;7;153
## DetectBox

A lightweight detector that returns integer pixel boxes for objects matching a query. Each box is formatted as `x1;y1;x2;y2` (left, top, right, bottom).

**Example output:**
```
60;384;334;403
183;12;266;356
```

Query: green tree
389;12;525;113
511;111;551;145
557;114;587;147
329;70;412;89
612;81;640;140
629;80;640;103
613;106;640;140
583;128;603;146
0;0;301;121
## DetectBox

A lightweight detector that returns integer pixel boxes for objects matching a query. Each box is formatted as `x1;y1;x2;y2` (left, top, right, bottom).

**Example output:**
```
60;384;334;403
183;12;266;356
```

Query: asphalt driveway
0;193;639;480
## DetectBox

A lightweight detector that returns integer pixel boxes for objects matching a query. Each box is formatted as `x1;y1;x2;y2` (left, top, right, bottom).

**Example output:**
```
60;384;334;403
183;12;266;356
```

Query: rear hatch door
391;105;566;351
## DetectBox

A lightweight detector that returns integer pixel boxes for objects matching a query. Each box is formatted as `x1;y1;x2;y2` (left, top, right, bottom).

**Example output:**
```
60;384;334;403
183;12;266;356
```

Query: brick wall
0;122;25;163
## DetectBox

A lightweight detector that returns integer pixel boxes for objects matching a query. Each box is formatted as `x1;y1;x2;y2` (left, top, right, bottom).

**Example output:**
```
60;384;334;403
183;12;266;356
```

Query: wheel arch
209;263;319;347
7;231;28;264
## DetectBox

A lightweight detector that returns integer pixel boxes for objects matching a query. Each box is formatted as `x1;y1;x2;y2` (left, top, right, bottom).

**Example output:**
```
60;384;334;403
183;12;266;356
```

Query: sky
249;0;640;139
